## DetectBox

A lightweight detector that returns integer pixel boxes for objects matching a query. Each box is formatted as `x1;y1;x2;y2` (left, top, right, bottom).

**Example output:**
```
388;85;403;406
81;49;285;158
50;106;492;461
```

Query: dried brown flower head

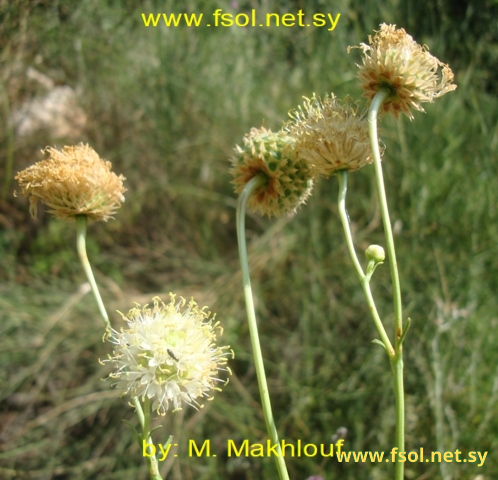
230;127;314;217
288;94;374;177
349;23;457;119
15;143;126;221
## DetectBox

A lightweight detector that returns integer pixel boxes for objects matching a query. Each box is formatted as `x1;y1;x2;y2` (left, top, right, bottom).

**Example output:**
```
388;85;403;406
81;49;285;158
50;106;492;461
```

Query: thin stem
141;397;164;480
76;217;162;477
391;355;405;480
75;215;111;336
143;397;151;445
133;396;145;429
236;176;290;480
368;90;405;480
368;90;403;342
337;171;394;356
337;171;366;280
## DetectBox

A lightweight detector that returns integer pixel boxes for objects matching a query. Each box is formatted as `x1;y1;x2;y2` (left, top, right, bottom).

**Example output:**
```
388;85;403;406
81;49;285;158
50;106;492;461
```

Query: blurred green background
1;0;498;479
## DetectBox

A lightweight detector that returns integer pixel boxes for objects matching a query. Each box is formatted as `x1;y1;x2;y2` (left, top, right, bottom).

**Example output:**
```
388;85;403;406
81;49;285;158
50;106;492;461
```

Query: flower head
230;127;314;217
15;143;126;221
106;294;232;415
288;94;373;177
349;23;457;119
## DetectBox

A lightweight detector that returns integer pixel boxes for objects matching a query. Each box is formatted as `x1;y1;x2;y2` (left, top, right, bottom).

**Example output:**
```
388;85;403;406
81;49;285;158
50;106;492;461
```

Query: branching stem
368;89;405;480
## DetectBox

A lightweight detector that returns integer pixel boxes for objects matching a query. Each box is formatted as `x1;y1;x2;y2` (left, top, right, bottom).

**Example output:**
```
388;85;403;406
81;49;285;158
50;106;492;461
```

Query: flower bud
365;244;385;263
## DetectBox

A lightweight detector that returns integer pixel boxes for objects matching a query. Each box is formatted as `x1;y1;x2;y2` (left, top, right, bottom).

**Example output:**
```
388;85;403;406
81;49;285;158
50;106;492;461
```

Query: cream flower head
288;94;373;177
349;23;457;119
230;127;314;217
15;143;126;221
106;295;232;415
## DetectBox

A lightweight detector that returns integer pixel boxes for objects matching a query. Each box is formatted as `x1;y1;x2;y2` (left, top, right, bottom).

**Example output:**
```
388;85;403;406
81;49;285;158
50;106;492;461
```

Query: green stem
368;90;403;341
75;215;111;336
236;176;290;480
75;221;161;480
133;396;145;429
391;354;405;480
368;89;405;480
337;170;394;356
138;397;163;480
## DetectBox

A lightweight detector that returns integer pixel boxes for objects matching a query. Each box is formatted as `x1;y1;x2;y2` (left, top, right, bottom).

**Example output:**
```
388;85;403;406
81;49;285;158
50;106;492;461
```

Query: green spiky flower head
230;127;314;217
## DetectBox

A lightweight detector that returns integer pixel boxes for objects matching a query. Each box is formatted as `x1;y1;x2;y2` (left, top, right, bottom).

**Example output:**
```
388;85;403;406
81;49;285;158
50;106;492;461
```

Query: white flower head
106;294;232;415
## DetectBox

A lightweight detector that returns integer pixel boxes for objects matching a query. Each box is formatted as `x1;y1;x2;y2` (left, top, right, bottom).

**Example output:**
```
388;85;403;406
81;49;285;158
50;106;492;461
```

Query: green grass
1;1;497;479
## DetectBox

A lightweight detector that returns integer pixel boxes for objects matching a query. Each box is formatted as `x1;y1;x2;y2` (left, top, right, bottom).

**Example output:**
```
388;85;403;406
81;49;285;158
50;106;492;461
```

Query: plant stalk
236;175;290;480
75;215;111;336
136;397;163;480
368;89;405;480
337;170;394;356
